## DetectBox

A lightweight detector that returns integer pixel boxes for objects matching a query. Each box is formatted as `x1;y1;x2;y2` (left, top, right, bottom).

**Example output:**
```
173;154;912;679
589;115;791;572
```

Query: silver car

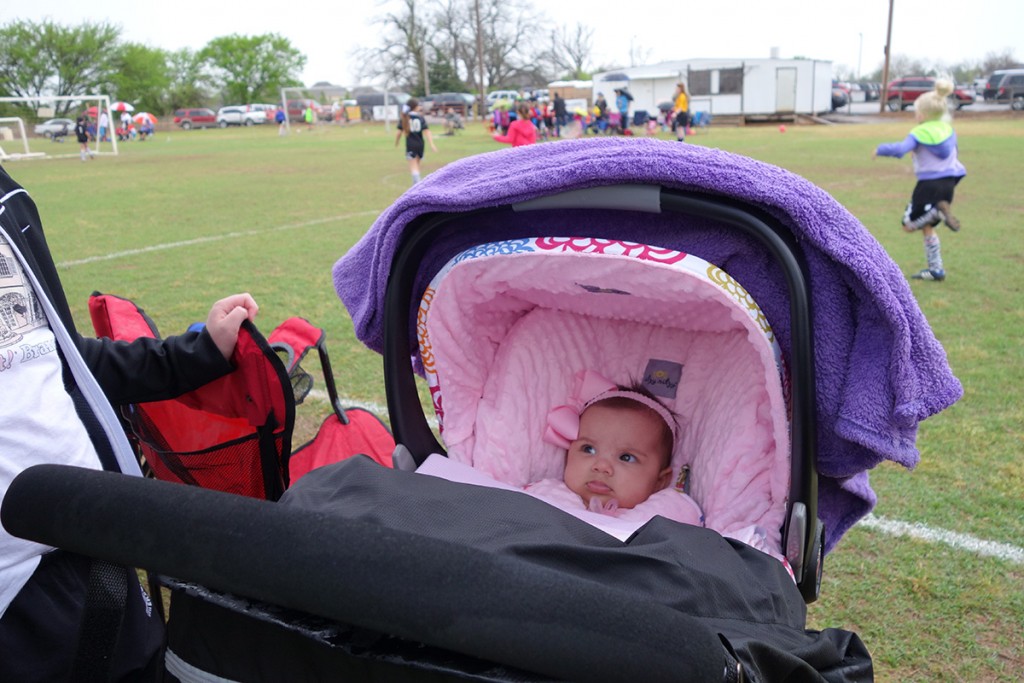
216;106;267;127
34;118;75;138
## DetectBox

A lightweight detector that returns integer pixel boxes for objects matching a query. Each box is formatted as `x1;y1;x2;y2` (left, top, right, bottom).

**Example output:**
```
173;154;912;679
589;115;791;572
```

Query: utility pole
475;0;485;119
858;32;863;80
880;0;894;113
421;45;431;97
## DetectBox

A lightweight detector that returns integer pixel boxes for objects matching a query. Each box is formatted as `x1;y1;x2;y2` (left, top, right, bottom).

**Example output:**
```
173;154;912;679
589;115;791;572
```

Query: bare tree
627;38;652;69
981;49;1022;73
546;23;594;80
477;0;546;88
433;0;478;93
357;0;554;99
355;0;432;94
886;54;932;80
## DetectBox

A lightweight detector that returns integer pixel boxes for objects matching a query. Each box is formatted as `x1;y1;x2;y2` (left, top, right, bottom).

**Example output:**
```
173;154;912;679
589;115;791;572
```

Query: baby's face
564;403;672;510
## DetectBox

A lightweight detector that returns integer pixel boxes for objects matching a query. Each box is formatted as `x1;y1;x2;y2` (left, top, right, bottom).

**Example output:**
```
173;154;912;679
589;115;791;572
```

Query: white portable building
593;58;834;120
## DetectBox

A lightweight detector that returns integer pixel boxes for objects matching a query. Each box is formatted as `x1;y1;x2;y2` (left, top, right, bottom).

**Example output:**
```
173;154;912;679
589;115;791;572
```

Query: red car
173;108;217;130
287;99;324;123
885;77;975;111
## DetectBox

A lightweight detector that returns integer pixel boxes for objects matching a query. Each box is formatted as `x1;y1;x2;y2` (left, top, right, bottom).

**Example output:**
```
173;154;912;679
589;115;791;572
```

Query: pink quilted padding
420;243;790;553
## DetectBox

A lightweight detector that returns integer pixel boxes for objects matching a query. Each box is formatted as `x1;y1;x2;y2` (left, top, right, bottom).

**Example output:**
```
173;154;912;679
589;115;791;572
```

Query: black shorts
675;111;689;128
405;143;424;160
0;551;164;681
905;176;962;222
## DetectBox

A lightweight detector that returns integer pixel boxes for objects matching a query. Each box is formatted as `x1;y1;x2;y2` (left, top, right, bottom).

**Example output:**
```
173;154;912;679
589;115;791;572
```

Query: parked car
216;106;266;127
173;108;217;130
354;93;410;121
831;82;849;110
885;77;975;111
33;118;74;138
982;70;1012;100
247;103;279;116
428;92;473;116
990;69;1024;110
857;82;881;102
286;99;325;123
486;90;520;104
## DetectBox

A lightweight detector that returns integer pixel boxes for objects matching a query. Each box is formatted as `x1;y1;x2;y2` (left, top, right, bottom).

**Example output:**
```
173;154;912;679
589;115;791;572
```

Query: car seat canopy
420;238;790;552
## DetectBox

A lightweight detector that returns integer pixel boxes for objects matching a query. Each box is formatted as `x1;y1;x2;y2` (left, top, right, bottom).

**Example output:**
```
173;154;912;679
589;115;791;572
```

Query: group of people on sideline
487;84;695;146
395;85;697;183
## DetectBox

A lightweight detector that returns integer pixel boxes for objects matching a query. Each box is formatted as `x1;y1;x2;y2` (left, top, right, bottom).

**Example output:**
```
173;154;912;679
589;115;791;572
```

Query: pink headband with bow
543;370;678;450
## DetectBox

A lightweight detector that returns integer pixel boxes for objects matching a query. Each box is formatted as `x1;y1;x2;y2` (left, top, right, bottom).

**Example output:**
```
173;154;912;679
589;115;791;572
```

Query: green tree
110;43;172;114
0;19;121;116
164;48;215;111
426;51;465;94
200;34;305;104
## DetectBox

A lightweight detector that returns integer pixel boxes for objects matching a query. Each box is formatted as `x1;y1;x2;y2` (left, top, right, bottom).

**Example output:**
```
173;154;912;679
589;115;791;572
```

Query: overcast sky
13;0;1022;87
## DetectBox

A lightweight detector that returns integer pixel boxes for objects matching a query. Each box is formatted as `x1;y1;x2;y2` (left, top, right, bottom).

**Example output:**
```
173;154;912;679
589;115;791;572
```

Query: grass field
6;113;1023;681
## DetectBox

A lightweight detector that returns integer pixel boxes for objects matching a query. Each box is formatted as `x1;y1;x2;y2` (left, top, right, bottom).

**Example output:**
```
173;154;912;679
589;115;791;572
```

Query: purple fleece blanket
332;138;961;553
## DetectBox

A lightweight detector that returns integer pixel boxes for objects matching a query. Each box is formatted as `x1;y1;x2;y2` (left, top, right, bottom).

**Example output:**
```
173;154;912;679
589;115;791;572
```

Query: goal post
0;95;119;160
0;118;45;160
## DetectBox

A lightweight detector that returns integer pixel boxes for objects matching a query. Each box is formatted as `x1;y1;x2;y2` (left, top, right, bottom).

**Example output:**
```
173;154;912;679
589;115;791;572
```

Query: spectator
493;103;538;147
672;82;691;142
615;88;633;135
552;91;567;137
98;110;110;142
595;93;609;134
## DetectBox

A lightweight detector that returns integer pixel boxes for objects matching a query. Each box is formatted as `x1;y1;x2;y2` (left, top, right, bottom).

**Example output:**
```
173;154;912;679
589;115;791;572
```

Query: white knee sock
924;233;943;271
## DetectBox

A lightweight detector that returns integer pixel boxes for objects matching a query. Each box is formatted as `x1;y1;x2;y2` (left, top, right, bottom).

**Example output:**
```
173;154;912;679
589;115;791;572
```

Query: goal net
0;95;119;161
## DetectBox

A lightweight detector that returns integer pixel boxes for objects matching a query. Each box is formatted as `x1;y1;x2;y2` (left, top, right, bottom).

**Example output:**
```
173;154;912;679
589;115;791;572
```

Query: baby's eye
619;452;638;463
581;444;596;455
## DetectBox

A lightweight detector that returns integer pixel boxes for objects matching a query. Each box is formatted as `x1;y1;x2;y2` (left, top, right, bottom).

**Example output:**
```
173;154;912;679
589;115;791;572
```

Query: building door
776;68;797;113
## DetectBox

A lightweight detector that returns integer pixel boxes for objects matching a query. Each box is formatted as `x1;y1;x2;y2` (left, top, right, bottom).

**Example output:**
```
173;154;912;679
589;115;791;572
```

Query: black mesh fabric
130;407;284;500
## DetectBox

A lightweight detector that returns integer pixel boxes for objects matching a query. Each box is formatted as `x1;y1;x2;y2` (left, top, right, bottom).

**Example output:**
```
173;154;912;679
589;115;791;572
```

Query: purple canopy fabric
332;138;961;553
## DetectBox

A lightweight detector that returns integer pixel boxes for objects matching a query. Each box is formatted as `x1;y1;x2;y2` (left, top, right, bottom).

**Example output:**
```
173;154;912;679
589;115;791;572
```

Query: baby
563;388;674;511
526;371;703;526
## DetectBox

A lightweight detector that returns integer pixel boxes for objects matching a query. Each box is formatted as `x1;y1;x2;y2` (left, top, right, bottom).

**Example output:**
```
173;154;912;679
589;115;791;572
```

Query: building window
719;68;743;94
689;70;711;96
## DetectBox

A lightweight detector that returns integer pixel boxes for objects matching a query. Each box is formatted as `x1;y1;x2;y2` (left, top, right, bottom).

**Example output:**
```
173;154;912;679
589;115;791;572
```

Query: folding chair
88;293;394;502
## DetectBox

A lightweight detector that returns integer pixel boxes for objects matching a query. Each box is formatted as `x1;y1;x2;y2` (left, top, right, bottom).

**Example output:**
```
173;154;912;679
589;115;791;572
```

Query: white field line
860;514;1024;565
56;211;381;268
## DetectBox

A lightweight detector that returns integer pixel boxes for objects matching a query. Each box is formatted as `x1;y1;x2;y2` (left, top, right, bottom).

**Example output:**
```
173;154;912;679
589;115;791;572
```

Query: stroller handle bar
2;464;729;682
383;184;822;601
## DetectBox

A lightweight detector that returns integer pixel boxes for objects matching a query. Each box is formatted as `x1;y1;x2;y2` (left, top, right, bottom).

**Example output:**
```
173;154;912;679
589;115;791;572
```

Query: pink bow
543;370;617;449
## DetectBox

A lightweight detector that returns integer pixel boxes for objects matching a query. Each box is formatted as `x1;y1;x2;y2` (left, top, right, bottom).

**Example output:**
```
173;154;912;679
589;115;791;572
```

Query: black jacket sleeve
76;331;234;405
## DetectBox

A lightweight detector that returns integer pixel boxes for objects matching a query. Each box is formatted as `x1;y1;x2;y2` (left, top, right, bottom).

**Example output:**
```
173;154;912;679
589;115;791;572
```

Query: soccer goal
0;118;46;161
0;95;119;160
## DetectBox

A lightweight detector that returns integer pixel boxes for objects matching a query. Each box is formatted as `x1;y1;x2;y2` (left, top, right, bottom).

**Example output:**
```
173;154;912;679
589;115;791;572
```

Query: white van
486;90;520;104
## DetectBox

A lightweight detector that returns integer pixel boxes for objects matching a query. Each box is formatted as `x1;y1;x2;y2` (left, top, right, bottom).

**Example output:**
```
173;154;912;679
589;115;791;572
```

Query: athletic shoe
911;268;946;281
936;201;960;232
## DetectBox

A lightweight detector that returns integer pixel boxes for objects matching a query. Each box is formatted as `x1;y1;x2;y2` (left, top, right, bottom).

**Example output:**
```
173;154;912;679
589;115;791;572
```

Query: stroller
3;139;960;681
